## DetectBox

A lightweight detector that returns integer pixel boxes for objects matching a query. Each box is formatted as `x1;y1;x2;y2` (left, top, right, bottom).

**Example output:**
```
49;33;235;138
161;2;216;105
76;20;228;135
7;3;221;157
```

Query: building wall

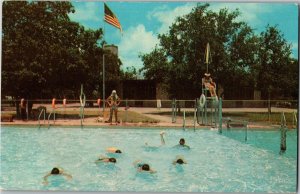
104;45;118;56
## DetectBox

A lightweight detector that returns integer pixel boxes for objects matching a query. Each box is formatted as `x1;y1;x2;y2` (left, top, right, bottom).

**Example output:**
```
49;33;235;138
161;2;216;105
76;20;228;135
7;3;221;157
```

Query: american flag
104;3;122;32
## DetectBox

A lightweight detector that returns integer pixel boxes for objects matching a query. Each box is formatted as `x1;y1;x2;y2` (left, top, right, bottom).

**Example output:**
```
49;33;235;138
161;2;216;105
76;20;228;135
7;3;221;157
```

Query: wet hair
115;150;122;153
176;159;184;164
51;167;60;175
179;138;185;145
109;158;116;163
141;164;150;171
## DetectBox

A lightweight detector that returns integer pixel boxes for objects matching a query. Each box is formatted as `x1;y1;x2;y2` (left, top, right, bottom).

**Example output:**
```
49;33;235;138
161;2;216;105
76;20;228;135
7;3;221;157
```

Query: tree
2;1;123;116
121;66;139;80
140;4;297;100
2;1;122;100
140;4;257;99
256;25;294;99
140;47;169;83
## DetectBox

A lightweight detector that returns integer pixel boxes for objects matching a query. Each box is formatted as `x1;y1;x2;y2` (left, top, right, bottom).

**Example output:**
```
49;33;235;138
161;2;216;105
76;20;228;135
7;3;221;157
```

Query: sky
68;1;298;71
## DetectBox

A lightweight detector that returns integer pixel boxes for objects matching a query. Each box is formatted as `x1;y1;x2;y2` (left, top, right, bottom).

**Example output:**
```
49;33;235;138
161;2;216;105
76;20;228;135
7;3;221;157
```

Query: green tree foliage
256;25;296;99
140;3;297;100
121;66;139;80
141;4;256;99
2;1;121;100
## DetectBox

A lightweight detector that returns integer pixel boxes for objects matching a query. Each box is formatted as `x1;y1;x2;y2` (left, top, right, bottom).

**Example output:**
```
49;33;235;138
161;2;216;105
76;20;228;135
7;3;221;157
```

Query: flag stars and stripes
104;3;122;32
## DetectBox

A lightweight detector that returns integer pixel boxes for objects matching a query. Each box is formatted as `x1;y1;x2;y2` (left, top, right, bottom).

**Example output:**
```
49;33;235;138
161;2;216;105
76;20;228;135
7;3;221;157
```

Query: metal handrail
281;112;286;128
183;110;186;130
38;109;45;128
47;110;55;128
224;117;248;141
292;111;297;127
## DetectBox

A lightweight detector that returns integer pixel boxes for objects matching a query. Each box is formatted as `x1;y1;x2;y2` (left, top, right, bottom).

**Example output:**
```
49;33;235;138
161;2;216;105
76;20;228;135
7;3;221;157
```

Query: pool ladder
47;110;56;129
224;117;248;141
38;109;46;128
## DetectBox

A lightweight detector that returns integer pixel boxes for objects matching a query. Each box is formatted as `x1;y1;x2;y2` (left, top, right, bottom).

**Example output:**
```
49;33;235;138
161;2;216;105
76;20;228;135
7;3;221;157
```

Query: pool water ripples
0;126;297;192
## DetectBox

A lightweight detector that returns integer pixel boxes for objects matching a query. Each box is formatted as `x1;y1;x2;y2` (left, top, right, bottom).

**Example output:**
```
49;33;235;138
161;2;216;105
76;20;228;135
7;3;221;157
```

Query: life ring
97;98;101;106
63;98;67;107
80;94;86;107
52;98;56;109
199;94;206;108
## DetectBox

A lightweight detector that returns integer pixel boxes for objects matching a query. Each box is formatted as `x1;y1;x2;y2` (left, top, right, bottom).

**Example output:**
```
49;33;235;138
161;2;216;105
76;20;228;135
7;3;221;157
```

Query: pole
172;98;175;123
102;52;105;112
125;99;128;123
102;11;106;112
194;99;196;131
183;110;186;130
218;98;222;134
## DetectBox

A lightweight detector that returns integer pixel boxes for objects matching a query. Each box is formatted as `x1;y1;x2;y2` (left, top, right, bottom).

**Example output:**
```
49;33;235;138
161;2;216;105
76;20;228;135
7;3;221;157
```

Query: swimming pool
0;126;297;192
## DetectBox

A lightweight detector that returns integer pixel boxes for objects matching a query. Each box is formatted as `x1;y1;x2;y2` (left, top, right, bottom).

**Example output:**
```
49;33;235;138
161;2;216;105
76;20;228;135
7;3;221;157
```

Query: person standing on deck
105;90;121;124
20;98;26;121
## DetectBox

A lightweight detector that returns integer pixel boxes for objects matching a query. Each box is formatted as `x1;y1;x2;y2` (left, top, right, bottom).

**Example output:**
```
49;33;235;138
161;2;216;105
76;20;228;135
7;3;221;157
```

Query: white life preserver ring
199;94;206;108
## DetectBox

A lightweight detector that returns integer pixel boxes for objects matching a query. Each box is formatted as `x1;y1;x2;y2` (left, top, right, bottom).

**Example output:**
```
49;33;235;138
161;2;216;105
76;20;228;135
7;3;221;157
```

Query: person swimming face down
176;159;184;164
141;164;150;171
51;167;60;175
109;158;117;163
115;149;122;153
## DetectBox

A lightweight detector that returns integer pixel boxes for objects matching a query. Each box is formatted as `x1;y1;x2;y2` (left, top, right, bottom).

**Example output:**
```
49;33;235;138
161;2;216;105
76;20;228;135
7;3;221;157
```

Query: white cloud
68;2;101;27
290;41;298;58
119;24;159;70
291;41;298;50
147;3;196;34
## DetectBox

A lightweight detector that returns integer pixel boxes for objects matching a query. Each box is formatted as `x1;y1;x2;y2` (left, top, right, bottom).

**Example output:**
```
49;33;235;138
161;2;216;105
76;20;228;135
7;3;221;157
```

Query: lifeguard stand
196;43;221;127
197;76;219;127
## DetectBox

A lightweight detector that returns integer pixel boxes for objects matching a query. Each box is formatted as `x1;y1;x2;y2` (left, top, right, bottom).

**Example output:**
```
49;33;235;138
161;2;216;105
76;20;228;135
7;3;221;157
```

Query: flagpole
102;45;105;112
102;2;122;114
102;3;106;112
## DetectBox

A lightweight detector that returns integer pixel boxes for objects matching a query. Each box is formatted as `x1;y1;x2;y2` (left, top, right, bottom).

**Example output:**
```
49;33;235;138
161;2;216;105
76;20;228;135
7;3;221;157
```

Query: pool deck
1;106;295;130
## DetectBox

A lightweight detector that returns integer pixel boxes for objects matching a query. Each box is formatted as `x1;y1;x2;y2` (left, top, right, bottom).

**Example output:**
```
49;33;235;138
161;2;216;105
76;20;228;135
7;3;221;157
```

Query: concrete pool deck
2;106;297;129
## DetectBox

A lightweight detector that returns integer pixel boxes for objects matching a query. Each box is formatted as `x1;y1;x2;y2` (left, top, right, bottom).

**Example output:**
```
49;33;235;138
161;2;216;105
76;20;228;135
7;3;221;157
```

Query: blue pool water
0;126;297;192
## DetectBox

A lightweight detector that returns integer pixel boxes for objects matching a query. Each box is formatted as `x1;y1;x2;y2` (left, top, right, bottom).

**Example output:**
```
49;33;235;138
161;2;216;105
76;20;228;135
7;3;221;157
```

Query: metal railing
47;110;55;129
1;99;298;128
38;108;45;128
223;117;248;141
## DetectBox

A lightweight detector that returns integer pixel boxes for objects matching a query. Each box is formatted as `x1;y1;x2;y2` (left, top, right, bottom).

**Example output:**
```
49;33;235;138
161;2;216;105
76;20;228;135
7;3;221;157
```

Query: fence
1;99;298;128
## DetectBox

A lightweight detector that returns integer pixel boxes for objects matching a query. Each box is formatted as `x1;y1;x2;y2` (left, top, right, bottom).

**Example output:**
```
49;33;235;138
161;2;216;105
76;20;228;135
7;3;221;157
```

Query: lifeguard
203;73;217;97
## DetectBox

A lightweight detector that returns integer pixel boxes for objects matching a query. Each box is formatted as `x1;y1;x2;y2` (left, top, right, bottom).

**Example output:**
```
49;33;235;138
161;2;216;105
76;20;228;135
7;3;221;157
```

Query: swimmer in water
174;138;190;149
145;131;166;147
133;160;156;173
160;131;166;145
95;156;117;163
172;155;187;165
106;147;122;153
43;167;72;185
